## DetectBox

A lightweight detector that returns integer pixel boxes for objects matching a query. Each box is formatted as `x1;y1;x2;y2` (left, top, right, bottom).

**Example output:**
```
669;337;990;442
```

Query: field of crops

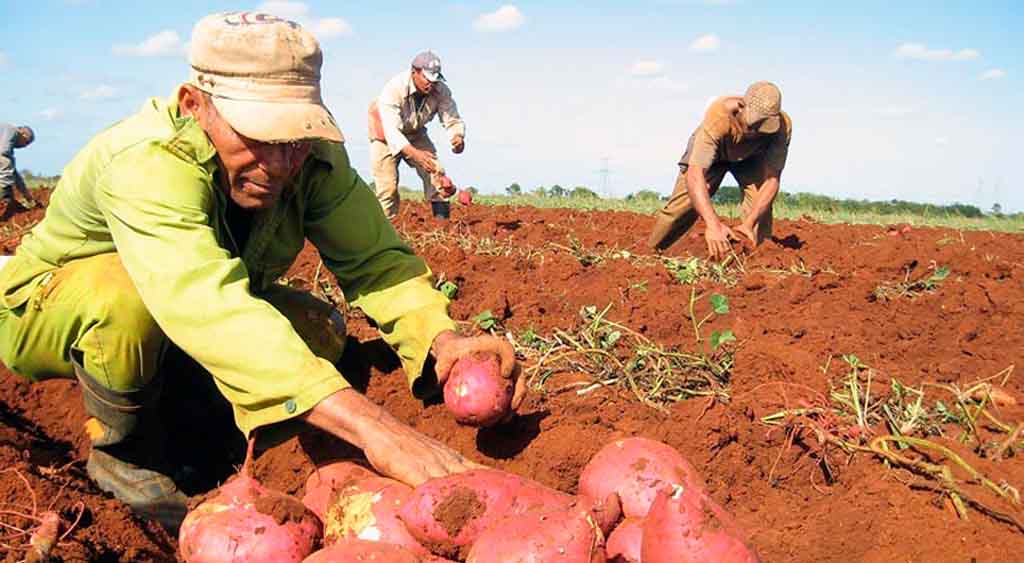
1;192;1023;561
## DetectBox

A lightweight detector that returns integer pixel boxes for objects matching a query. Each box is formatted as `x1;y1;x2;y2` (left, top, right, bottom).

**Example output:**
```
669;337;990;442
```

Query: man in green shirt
0;12;520;529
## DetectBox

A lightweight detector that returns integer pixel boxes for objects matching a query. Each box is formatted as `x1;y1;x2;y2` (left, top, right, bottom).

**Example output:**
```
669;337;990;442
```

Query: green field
22;169;1021;233
398;185;1023;233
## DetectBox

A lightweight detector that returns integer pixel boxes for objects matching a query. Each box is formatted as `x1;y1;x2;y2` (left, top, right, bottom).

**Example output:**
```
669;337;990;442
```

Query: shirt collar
163;87;219;171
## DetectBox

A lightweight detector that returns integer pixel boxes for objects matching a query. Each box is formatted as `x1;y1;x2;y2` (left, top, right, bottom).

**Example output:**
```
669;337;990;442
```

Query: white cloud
873;106;918;117
258;0;310;19
981;68;1007;80
312;18;352;38
649;76;689;94
953;48;980;61
689;34;721;53
474;5;525;33
113;30;185;57
935;136;949;146
257;2;353;38
40;108;62;121
894;43;979;62
80;85;118;100
631;60;665;77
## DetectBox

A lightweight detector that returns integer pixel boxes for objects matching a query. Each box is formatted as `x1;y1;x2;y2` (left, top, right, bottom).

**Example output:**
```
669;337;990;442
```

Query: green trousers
0;253;346;394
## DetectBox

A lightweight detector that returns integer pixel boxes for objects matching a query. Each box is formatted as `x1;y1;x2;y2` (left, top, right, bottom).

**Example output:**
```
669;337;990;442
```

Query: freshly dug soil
2;193;1023;562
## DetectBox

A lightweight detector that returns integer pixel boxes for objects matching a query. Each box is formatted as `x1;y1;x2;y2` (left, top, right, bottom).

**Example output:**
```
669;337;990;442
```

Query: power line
597;157;611;198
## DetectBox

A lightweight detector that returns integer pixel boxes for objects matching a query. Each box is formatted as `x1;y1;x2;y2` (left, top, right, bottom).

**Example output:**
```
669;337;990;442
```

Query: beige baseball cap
188;12;343;143
742;81;782;135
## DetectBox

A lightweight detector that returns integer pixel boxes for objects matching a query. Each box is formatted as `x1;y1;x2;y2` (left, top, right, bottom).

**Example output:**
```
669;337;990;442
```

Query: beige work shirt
681;97;792;176
376;71;465;156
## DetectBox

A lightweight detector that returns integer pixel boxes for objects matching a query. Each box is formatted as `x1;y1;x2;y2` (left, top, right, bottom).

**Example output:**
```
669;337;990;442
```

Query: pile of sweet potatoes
178;436;758;562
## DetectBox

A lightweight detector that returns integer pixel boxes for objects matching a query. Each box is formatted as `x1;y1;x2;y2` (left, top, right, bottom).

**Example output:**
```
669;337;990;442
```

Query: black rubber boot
74;359;188;532
430;200;451;220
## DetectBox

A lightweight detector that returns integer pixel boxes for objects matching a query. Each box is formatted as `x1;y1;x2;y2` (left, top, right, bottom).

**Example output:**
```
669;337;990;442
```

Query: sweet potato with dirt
303;539;422;562
443;354;513;427
606;517;644;563
579;437;706;518
321;475;428;556
302;461;376;519
465;506;606;563
180;442;322;563
398;468;620;559
398;469;578;557
642;485;760;563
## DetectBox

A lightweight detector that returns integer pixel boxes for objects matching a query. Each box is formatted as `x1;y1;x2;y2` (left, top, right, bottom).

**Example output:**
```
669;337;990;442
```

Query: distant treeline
506;183;1012;218
20;171;61;189
707;185;1011;218
33;171;1014;218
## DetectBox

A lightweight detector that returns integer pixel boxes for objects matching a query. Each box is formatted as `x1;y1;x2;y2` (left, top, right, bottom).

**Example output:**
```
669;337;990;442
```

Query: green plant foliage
472;309;499;330
439;281;459;299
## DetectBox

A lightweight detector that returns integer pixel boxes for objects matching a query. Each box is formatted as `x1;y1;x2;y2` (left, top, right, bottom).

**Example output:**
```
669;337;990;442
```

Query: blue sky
3;1;1021;210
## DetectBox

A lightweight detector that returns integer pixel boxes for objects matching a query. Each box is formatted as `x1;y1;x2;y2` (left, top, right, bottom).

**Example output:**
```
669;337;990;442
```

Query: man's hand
704;221;736;260
733;222;758;248
431;331;525;414
361;417;483;485
304;388;483;486
451;135;465;154
433;173;456;198
406;146;439;174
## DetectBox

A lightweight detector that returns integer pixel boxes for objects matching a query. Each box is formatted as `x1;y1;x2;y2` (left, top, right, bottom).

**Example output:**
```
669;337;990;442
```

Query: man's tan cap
743;81;782;135
188;12;343;143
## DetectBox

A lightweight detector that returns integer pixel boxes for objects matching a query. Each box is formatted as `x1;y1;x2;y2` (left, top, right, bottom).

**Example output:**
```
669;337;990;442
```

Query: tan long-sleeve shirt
375;70;465;156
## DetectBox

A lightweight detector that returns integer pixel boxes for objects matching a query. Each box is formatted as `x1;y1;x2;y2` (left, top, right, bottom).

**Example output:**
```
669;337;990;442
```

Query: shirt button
285;399;297;414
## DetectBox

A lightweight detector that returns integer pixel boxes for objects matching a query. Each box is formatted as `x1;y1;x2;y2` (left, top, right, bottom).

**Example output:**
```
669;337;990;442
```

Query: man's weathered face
411;69;434;95
179;86;311;211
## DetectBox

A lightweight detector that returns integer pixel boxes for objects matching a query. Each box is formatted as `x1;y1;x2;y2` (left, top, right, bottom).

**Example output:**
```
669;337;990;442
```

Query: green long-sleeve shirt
0;91;455;434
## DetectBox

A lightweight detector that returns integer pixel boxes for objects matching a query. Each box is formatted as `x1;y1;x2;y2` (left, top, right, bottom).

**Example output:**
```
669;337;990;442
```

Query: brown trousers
648;159;774;251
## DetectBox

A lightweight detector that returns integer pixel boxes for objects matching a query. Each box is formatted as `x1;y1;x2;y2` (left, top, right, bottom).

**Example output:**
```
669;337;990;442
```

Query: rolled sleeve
0;154;14;190
436;84;466;142
687;127;720;170
762;114;792;176
305;146;456;394
378;79;412;156
98;145;348;436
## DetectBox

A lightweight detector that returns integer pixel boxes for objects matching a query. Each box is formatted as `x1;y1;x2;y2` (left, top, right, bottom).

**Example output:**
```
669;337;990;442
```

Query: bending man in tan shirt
369;51;466;220
648;81;792;259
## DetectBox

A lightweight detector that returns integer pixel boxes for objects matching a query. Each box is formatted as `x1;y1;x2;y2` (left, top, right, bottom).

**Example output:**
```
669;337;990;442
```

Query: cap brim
422;69;445;83
757;115;781;135
211;97;344;143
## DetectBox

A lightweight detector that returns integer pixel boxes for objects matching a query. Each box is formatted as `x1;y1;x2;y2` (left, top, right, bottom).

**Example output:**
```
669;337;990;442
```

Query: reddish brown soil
2;193;1024;562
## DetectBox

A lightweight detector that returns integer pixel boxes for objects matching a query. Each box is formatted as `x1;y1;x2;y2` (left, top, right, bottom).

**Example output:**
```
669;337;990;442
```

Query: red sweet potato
303;539;421;562
579;437;706;519
302;461;376;520
465;506;606;563
400;469;618;559
606;517;644;563
456;189;473;206
179;441;322;563
322;475;428;556
444;354;513;427
641;485;760;563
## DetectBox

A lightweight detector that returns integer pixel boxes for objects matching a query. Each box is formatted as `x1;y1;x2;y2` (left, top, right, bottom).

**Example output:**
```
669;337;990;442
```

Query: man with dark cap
369;51;466;219
0;123;39;218
0;13;520;530
648;81;792;258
